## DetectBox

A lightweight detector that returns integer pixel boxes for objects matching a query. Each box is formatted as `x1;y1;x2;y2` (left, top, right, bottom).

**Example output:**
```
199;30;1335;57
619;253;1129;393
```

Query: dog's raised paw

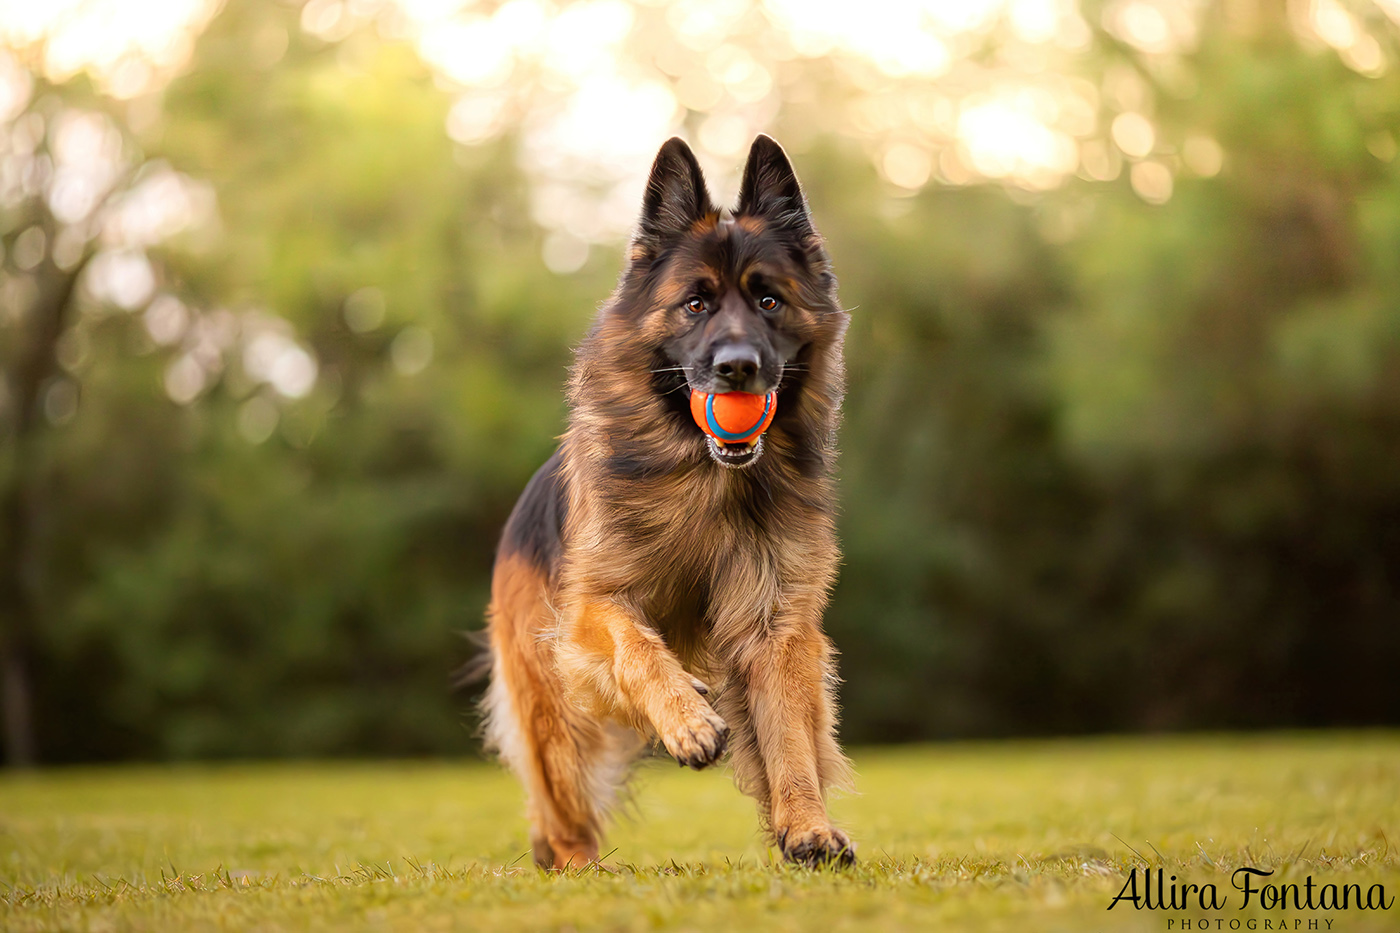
662;703;729;770
778;825;856;868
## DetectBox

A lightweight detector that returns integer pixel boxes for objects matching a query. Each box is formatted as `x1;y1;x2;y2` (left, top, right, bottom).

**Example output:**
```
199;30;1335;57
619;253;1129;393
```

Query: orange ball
690;390;777;445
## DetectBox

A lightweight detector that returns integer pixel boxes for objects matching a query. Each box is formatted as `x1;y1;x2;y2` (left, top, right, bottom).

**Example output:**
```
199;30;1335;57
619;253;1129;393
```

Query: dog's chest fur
561;451;822;665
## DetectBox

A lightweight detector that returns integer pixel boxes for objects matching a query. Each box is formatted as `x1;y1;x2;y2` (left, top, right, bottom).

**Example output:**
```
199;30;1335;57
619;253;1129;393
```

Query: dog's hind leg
483;555;639;869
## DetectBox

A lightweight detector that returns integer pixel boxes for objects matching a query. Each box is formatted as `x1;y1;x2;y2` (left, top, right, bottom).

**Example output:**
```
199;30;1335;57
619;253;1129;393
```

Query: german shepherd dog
480;135;853;869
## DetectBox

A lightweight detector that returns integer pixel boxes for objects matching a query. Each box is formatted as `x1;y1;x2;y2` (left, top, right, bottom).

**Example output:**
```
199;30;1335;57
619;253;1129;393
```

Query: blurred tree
1;0;617;761
823;2;1400;737
0;69;184;764
4;0;1400;763
1040;3;1400;728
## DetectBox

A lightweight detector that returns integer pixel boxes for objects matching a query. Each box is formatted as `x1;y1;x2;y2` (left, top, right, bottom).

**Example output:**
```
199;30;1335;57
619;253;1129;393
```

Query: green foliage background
3;1;1399;762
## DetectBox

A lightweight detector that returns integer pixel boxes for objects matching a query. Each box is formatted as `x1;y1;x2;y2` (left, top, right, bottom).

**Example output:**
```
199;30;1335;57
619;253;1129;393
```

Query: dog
479;135;853;869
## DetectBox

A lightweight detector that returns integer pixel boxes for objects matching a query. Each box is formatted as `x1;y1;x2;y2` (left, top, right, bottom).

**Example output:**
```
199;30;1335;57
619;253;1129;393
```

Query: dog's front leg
738;609;855;867
556;598;729;769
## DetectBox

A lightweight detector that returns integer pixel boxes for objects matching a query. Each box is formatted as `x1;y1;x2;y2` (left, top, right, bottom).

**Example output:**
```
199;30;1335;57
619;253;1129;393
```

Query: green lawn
2;734;1397;931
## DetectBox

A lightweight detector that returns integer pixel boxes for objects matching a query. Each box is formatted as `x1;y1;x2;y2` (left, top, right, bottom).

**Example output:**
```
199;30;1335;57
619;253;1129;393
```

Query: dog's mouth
706;434;763;468
672;375;772;469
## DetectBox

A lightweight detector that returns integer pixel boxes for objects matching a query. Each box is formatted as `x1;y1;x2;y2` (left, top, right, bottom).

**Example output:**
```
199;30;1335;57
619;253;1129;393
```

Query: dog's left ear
735;135;815;240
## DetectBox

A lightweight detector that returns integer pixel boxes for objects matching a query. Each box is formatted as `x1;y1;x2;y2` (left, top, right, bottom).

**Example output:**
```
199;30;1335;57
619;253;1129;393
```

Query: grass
1;733;1398;931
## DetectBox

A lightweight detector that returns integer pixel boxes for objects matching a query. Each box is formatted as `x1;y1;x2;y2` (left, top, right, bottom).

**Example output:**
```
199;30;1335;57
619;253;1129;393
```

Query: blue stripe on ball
705;393;772;442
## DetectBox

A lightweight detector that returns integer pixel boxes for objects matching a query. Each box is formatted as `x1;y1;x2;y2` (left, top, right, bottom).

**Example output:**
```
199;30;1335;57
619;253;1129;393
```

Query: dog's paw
778;824;856;868
661;702;729;770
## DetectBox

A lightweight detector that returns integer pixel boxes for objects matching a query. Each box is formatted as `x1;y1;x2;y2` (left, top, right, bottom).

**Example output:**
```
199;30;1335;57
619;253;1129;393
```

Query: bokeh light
0;0;221;97
0;0;1253;256
4;0;1399;407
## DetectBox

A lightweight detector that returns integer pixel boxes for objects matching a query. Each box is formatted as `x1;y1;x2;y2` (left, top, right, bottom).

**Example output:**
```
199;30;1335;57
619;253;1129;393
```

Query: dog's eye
758;296;781;312
685;296;707;314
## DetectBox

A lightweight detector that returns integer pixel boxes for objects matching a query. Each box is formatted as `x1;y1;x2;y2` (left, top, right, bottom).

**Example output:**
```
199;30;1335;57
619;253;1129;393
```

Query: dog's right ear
634;137;714;255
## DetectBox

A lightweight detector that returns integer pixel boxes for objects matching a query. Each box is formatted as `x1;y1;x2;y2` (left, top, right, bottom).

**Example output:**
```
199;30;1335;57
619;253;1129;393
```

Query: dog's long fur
481;135;854;869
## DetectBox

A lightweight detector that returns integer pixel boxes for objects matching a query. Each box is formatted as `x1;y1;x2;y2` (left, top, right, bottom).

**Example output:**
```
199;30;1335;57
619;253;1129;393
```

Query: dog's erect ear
735;135;813;237
636;137;714;250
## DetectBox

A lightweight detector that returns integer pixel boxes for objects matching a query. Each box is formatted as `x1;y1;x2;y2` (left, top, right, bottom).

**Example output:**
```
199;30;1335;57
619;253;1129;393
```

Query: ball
689;390;777;445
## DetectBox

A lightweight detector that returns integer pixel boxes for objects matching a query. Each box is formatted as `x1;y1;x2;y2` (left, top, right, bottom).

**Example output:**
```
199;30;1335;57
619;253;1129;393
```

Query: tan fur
482;555;643;869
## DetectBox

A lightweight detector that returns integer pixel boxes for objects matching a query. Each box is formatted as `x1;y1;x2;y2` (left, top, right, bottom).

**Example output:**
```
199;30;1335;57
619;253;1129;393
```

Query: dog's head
616;135;844;469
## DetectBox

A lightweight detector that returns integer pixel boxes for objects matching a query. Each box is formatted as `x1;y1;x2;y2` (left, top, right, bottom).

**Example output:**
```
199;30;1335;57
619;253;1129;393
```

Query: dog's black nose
712;344;760;388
